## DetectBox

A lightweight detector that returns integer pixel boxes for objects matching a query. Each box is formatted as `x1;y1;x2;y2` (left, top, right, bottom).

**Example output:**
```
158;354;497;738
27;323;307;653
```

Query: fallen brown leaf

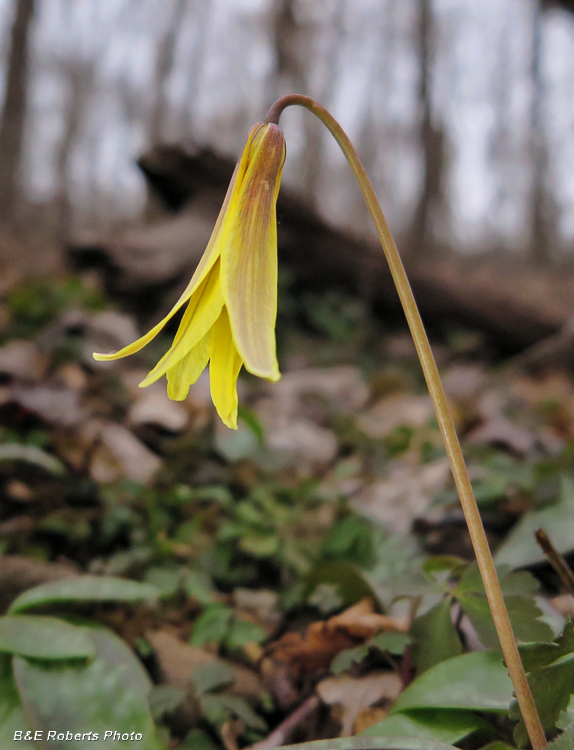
317;671;402;735
270;599;407;679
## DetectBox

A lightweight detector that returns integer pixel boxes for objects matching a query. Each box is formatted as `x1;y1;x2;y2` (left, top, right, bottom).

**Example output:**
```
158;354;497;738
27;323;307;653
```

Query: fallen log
67;143;574;354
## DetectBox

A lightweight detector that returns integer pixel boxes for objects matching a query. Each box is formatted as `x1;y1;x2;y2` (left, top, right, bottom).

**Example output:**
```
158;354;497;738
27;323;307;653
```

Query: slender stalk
265;94;546;750
535;528;574;597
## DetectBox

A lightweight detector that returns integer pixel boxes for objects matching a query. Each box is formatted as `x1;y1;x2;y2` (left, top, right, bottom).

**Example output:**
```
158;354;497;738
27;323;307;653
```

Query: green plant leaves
361;708;494;745
549;725;574;750
511;621;574;747
190;604;266;653
495;476;574;568
8;575;159;613
456;594;553;649
410;599;462;673
518;620;574;672
13;625;163;750
0;615;95;660
0;655;35;749
330;630;411;675
148;685;186;721
200;693;267;732
179;728;222;750
512;653;574;747
456;563;539;597
192;661;235;695
0;443;65;475
370;632;411;656
331;645;370;674
392;651;513;713
267;738;457;750
303;560;380;609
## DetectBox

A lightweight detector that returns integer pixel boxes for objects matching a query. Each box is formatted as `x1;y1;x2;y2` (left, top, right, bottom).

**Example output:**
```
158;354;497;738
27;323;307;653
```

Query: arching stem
265;94;545;750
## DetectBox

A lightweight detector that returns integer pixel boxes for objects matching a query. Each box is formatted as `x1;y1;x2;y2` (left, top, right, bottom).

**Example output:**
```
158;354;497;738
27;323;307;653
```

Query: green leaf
518;620;574;672
422;557;467;587
216;694;267;731
192;661;235;695
239;531;280;558
323;516;376;567
549;725;574;750
199;693;267;732
370;632;411;656
238;405;264;446
495;476;574;567
264;738;458;750
392;651;513;713
304;561;380;609
0;655;36;749
331;645;369;674
511;653;574;747
190;605;232;648
200;693;229;728
143;567;182;598
9;575;159;613
410;599;462;673
361;708;494;744
225;618;267;650
0;615;95;660
458;594;554;649
0;443;65;475
13;625;163;749
183;570;214;605
148;685;186;720
179;729;222;750
456;563;539;597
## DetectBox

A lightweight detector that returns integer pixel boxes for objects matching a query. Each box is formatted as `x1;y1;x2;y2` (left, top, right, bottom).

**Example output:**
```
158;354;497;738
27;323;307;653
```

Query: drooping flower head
94;123;286;429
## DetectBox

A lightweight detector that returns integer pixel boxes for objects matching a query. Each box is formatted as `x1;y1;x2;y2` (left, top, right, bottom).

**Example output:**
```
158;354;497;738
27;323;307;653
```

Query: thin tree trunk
145;0;188;219
299;0;346;207
410;0;445;257
0;0;36;223
53;62;94;240
529;0;556;263
148;0;188;146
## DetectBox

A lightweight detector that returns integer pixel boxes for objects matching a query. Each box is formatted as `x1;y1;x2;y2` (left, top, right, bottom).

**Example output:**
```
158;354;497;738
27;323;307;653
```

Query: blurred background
1;0;574;261
4;5;574;747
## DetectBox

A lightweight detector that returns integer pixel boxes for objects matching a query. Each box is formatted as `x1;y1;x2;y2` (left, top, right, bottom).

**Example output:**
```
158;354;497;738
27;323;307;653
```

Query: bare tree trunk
148;0;188;146
0;0;36;223
409;0;445;257
299;0;346;207
529;0;556;264
268;0;307;101
53;62;94;240
145;0;188;219
268;0;346;208
182;0;211;136
488;11;512;251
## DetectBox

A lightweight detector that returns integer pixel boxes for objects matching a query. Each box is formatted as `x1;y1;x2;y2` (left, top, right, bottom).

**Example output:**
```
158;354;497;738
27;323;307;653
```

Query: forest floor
2;258;574;750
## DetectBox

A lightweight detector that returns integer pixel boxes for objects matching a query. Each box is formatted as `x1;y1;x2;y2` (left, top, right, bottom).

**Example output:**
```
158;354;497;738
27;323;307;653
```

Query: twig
248;695;320;750
535;528;574;597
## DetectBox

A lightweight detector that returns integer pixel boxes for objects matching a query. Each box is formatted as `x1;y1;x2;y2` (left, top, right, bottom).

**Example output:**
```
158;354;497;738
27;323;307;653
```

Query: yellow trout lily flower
93;122;286;429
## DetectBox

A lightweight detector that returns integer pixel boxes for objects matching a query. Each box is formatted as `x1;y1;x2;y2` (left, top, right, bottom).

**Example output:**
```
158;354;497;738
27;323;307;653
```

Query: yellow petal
139;260;223;388
221;123;285;381
166;330;211;401
209;308;243;430
93;123;264;363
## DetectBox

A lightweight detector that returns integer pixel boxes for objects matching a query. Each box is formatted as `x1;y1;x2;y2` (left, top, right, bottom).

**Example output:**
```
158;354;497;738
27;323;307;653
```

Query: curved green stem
266;94;546;750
